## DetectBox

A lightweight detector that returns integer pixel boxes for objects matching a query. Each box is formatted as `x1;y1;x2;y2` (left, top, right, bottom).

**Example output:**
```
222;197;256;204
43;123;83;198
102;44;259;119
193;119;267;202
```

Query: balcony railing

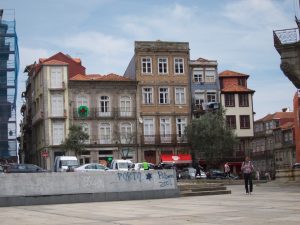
140;134;188;145
273;28;300;48
72;107;136;119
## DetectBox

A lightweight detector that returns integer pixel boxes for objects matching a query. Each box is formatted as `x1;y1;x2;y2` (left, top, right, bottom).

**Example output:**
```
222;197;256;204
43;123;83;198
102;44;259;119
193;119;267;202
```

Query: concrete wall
0;170;179;206
275;168;300;182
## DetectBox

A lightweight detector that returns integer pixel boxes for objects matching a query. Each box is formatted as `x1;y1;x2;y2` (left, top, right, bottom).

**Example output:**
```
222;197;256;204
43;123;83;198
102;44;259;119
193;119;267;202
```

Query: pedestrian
241;156;254;195
224;162;230;178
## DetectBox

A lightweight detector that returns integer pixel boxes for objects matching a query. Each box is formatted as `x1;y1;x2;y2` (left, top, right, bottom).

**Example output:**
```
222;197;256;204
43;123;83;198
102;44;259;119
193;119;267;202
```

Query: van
110;159;133;171
53;156;79;172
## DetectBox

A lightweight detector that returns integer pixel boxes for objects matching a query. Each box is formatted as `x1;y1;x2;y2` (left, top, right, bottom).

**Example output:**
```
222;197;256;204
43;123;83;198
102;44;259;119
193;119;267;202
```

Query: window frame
226;115;236;129
239;93;249;107
99;122;111;144
225;93;235;107
159;87;169;104
175;87;186;104
174;57;184;74
142;87;153;104
240;115;250;129
158;57;168;74
141;57;152;74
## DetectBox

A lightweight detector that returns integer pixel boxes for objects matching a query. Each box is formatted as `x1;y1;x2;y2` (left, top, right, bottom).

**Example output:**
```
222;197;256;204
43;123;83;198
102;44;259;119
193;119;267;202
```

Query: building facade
252;111;294;176
0;9;19;163
190;58;220;119
124;41;191;164
219;70;255;174
68;73;138;165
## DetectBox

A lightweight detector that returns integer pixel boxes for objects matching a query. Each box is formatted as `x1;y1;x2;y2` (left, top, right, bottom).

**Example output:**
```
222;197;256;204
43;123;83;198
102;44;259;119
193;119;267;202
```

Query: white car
74;163;109;172
132;162;154;171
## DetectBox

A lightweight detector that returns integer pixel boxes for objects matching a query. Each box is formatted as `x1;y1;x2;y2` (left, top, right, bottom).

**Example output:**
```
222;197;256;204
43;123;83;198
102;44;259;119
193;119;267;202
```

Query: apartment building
190;58;220;118
68;73;138;165
219;70;255;174
124;41;191;164
252;111;294;175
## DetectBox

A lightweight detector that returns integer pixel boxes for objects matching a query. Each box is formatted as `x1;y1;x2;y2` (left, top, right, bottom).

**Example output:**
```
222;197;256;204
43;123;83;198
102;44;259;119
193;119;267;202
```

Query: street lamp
121;148;129;160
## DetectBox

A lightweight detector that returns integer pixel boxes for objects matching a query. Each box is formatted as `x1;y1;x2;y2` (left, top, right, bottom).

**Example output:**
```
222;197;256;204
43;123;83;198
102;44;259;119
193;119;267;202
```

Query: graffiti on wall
116;170;175;188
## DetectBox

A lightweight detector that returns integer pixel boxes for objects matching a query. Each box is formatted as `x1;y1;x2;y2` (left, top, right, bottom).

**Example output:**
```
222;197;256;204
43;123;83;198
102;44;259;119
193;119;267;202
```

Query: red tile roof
256;112;294;122
219;70;249;78
70;73;133;81
221;85;254;93
42;59;69;65
280;121;294;130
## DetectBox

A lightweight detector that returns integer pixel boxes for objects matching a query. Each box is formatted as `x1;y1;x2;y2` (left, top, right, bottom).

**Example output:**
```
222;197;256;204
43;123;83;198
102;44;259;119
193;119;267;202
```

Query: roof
41;59;69;65
221;85;255;93
280;121;294;130
256;112;294;122
70;73;133;81
219;70;249;78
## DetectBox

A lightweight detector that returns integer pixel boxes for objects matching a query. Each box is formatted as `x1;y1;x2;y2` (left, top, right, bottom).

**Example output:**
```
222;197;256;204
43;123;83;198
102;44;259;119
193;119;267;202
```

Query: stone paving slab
0;183;299;225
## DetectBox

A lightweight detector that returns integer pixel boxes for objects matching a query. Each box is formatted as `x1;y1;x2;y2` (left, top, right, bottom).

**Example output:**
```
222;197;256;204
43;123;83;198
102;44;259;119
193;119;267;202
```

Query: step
179;186;227;192
180;189;231;197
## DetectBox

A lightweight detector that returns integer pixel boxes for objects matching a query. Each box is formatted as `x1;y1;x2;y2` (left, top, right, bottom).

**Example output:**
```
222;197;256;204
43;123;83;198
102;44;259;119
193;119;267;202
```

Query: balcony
273;19;300;88
140;134;188;146
72;107;136;119
32;110;44;125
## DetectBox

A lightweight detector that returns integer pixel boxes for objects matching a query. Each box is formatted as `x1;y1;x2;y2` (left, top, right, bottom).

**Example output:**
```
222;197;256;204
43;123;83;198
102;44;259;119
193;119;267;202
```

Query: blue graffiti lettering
117;172;142;182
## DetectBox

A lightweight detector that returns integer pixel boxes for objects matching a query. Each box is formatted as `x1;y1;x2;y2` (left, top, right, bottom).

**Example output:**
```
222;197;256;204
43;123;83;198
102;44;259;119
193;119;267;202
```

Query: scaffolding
0;9;19;162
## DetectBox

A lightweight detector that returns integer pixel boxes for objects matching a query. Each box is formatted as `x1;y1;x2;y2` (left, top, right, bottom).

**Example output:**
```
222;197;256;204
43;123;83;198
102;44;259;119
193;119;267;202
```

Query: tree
186;109;237;167
61;125;89;156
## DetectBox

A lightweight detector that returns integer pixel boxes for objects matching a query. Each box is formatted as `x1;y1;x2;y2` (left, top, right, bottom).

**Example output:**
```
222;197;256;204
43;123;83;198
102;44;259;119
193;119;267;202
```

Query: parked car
5;164;48;173
53;156;79;172
180;167;206;179
206;169;227;179
74;163;109;172
110;159;133;171
292;163;300;169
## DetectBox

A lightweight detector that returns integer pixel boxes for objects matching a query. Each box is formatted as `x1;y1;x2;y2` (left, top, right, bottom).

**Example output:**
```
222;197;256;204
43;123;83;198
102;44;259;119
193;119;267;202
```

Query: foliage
61;125;89;156
78;105;89;117
186;109;237;167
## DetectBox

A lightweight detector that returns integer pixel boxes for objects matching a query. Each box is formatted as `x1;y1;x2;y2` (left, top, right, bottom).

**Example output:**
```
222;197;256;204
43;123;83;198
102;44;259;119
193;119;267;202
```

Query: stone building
124;41;191;164
252;111;294;175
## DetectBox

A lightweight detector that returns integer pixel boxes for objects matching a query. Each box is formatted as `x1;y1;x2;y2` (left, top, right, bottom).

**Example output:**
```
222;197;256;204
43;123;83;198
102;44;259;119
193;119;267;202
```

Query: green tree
61;125;89;156
186;109;237;167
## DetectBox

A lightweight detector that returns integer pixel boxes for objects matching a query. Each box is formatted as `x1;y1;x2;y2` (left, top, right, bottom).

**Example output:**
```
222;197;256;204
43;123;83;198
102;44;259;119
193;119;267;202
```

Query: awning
161;154;192;164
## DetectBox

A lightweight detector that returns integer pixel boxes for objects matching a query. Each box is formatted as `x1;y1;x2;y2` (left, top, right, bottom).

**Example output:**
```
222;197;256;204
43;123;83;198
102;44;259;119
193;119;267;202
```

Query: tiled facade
190;58;220;118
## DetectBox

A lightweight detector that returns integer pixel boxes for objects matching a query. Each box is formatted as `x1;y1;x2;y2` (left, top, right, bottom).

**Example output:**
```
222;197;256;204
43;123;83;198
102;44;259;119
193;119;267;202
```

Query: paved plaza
0;182;299;225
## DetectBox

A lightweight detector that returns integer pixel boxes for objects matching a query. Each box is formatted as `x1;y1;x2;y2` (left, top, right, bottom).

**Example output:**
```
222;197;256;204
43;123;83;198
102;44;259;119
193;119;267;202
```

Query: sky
2;0;299;122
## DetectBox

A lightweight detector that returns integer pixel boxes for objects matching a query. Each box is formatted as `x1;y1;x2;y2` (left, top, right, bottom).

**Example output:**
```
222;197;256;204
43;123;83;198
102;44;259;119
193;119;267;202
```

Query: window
99;123;111;144
51;94;63;117
120;122;133;144
239;94;249;107
142;87;153;104
193;69;204;82
76;95;88;107
225;94;235;107
99;96;110;116
194;92;204;109
176;117;187;138
240;115;250;129
158;58;168;74
207;92;216;103
50;67;63;88
141;57;152;74
238;78;246;87
80;123;90;144
52;122;64;145
159;87;169;104
143;118;155;143
175;87;185;104
205;68;215;83
160;117;171;143
174;58;184;74
226;116;236;129
120;96;131;117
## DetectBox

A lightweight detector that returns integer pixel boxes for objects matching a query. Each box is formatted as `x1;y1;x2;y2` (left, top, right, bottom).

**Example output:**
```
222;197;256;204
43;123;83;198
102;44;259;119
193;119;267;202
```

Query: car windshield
62;160;78;166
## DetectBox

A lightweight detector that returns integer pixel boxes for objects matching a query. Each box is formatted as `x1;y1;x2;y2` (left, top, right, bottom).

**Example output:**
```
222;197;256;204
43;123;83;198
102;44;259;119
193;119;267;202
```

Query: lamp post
121;148;129;160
